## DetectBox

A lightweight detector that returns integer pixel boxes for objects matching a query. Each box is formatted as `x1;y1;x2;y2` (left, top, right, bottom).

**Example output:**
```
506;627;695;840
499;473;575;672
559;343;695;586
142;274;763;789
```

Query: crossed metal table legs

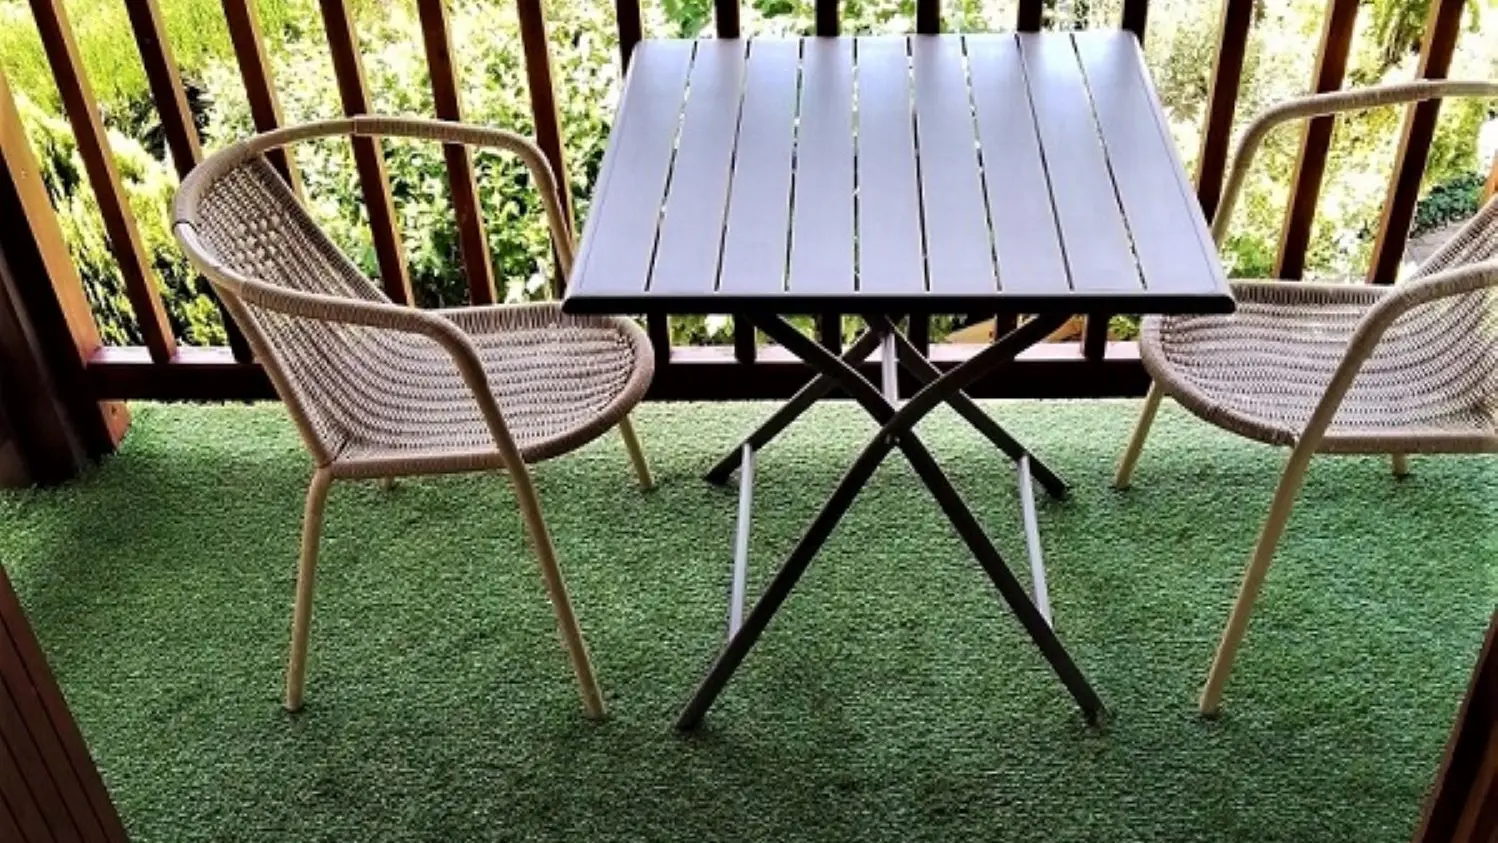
676;313;1106;731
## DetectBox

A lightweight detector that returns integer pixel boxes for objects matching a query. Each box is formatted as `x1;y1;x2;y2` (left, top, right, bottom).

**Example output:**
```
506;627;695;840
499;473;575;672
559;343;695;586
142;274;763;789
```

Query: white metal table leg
1017;456;1053;626
729;443;754;637
880;331;899;404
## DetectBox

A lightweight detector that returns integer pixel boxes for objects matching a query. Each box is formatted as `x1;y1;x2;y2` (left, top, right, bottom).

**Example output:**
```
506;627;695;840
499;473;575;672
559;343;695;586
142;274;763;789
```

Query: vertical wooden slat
1121;0;1149;40
814;7;841;352
908;316;930;356
29;0;177;364
318;0;413;304
615;0;643;71
1274;0;1358;280
1086;0;1150;359
220;0;302;192
1365;0;1466;285
0;70;127;463
416;0;496;305
715;0;740;38
516;0;576;296
648;316;670;367
816;0;839;36
125;0;254;362
125;0;200;178
1017;0;1043;31
917;0;940;34
1485;152;1498;202
1195;0;1254;220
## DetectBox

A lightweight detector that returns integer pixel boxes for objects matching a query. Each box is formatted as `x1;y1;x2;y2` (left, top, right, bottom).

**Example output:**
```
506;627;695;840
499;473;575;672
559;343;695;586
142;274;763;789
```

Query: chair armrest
1229;280;1387;308
1214;80;1498;249
1294;260;1498;449
179;250;531;474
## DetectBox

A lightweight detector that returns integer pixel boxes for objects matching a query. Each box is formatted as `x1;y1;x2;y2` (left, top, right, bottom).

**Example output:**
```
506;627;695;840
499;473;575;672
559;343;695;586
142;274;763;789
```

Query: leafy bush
13;92;226;345
1;0;1495;347
1413;170;1485;235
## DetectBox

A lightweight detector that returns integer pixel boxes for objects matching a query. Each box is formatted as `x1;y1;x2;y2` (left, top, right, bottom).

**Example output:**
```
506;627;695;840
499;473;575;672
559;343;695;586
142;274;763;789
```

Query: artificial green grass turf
2;400;1494;842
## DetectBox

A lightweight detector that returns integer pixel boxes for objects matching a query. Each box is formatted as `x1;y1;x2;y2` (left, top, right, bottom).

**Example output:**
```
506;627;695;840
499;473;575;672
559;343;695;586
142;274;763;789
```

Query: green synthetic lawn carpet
2;400;1495;842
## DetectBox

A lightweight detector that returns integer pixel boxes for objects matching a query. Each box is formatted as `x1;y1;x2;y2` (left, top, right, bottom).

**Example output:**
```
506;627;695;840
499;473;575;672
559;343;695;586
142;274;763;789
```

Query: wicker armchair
1111;80;1498;715
173;117;657;720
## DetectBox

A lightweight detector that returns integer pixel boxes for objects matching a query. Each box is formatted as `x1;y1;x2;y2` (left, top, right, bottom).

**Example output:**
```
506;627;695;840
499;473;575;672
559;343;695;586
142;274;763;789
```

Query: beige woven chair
1111;80;1498;715
173;116;657;720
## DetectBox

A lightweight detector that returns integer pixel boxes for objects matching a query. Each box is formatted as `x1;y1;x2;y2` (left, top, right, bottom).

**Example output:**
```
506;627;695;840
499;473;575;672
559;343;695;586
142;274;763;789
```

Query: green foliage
13;92;226;346
1412;170;1485;234
1;0;1496;348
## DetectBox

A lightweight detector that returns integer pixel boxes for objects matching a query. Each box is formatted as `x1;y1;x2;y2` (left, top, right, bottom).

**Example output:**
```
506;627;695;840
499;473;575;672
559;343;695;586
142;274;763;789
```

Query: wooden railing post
1195;0;1253;221
319;0;414;304
1017;0;1043;31
0;70;127;484
1121;0;1149;39
29;0;178;364
1275;0;1358;280
816;0;839;36
416;0;497;305
614;0;643;70
125;0;254;362
1486;152;1498;202
221;0;303;192
1366;0;1466;285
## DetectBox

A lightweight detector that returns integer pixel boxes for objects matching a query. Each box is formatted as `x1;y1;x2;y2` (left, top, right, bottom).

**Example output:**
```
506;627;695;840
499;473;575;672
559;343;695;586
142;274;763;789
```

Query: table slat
855;36;927;295
1019;33;1142;294
965;34;1069;295
1073;31;1222;295
787;38;855;295
652;40;747;294
912;36;996;295
571;40;695;298
719;39;800;294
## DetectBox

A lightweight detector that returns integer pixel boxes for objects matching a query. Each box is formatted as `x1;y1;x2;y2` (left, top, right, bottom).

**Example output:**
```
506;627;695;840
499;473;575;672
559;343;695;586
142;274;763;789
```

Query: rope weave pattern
1144;197;1498;453
187;151;652;471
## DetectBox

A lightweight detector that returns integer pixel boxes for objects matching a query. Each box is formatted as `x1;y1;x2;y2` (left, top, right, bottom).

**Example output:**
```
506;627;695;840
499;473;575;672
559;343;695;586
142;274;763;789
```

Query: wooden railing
0;0;1488;415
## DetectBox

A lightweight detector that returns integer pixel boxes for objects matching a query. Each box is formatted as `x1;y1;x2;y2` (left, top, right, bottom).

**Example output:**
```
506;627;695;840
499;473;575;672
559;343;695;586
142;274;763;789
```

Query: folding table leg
678;423;903;730
1017;456;1053;626
729;444;754;638
678;313;1105;730
704;329;883;485
764;314;1101;719
871;315;1068;499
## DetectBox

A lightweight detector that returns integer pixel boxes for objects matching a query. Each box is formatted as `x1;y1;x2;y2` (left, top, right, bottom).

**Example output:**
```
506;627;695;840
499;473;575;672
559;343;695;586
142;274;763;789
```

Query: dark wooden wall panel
0;565;128;841
1415;612;1498;843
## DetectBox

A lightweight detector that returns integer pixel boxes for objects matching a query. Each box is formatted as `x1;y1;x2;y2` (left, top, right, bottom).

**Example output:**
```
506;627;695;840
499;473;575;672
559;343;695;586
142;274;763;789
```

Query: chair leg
1391;453;1410;478
1199;444;1316;715
1114;382;1164;490
285;467;333;712
507;467;607;719
618;414;654;491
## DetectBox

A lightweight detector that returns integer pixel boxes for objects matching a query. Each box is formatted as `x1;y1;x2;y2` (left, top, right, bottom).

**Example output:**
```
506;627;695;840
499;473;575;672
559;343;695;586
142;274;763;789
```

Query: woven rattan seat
1111;79;1498;716
175;117;657;720
1142;265;1498;454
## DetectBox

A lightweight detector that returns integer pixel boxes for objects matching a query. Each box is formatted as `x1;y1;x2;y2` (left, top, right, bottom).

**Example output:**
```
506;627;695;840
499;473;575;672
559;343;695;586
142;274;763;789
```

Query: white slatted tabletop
564;31;1232;317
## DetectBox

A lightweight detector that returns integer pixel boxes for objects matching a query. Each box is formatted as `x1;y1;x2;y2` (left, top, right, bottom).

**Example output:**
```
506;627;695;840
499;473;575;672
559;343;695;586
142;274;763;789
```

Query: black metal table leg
704;329;883;485
678;313;1105;730
762;315;1104;722
866;315;1069;500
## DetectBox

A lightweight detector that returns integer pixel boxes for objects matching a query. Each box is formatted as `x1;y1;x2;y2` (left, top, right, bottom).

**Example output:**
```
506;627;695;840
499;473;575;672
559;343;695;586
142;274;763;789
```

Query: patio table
562;30;1234;729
